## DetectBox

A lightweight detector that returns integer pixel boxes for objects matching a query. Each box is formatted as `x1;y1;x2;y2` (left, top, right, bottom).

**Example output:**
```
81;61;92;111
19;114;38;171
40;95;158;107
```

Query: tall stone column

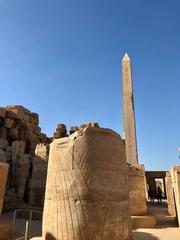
122;53;138;165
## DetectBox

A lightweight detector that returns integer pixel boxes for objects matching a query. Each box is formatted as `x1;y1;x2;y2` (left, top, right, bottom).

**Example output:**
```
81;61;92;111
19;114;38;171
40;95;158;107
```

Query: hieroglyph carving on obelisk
122;53;138;165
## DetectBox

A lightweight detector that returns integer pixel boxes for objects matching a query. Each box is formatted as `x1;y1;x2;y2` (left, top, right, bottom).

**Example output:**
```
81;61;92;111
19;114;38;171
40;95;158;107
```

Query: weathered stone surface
0;127;7;139
0;163;9;214
165;172;176;216
29;144;49;206
0;108;6;118
170;166;180;226
0;149;6;162
70;126;78;135
122;53;138;165
4;118;14;128
128;164;147;216
0;105;49;211
54;123;67;139
80;122;99;128
41;127;132;240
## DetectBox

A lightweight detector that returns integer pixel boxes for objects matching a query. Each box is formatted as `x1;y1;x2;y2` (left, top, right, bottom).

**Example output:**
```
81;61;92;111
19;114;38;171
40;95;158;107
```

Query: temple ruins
0;54;179;239
0;163;8;215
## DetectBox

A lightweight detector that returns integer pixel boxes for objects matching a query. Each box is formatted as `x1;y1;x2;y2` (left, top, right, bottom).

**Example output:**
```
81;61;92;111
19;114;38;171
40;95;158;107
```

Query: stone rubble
0;106;101;212
0;105;49;211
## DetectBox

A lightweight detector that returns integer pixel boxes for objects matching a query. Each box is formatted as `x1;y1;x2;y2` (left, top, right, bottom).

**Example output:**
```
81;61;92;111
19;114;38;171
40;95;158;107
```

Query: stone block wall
0;163;9;214
170;166;180;226
28;143;49;206
128;164;147;216
0;105;49;211
165;172;176;216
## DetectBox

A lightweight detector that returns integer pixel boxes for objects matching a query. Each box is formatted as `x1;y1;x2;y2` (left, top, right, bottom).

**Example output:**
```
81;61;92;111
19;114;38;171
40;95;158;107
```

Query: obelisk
122;53;138;165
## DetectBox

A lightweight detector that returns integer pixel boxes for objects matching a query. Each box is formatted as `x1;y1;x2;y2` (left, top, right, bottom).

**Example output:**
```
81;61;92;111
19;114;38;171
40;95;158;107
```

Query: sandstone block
0;127;8;139
4;118;14;128
8;128;19;140
70;126;78;134
170;166;180;226
0;149;6;162
0;138;8;146
166;172;176;216
42;127;132;240
31;112;39;125
6;110;17;119
128;164;147;216
0;163;9;214
0;108;6;118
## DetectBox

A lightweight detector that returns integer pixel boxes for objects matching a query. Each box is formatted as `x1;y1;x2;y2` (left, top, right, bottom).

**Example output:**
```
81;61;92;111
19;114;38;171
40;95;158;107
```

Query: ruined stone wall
0;105;49;211
41;126;132;240
165;172;176;216
0;163;9;214
28;143;49;207
128;164;147;216
170;166;180;226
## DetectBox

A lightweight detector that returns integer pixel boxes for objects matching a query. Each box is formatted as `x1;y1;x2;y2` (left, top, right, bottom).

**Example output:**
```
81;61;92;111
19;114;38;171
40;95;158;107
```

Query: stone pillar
29;143;49;206
128;164;147;215
165;172;176;216
170;166;180;226
0;163;9;214
122;53;138;165
40;127;132;240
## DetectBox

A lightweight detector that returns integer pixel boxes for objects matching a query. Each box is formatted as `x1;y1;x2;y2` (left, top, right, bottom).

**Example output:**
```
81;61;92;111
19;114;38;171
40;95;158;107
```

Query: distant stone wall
145;171;167;198
0;105;49;211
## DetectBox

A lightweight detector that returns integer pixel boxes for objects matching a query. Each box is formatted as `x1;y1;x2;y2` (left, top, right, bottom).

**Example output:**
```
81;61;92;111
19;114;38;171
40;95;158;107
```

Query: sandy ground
2;200;180;239
132;201;180;240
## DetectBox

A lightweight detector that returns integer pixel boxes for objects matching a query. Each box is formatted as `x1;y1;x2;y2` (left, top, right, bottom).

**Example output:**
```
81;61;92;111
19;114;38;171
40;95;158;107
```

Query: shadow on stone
45;233;56;240
133;231;160;240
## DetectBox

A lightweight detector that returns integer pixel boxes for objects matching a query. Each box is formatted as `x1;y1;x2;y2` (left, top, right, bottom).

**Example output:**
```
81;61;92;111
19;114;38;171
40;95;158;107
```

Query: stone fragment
29;144;49;206
31;112;39;125
8;128;19;140
54;123;67;139
4;118;14;128
0;138;8;146
5;151;11;162
80;122;99;128
0;108;6;118
0;149;6;162
70;126;78;134
41;127;132;240
6;110;17;119
128;164;147;216
165;172;176;216
169;166;180;226
0;127;8;139
0;163;9;214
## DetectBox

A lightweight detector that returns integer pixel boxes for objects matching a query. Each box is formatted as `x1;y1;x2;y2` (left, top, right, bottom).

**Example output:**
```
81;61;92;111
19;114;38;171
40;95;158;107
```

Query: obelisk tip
122;53;130;61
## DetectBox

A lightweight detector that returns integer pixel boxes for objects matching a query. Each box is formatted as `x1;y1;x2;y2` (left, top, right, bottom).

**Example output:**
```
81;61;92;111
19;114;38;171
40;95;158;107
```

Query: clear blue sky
0;0;179;170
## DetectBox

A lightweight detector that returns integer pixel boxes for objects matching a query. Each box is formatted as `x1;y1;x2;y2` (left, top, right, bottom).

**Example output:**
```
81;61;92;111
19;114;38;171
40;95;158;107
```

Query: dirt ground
2;200;180;239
